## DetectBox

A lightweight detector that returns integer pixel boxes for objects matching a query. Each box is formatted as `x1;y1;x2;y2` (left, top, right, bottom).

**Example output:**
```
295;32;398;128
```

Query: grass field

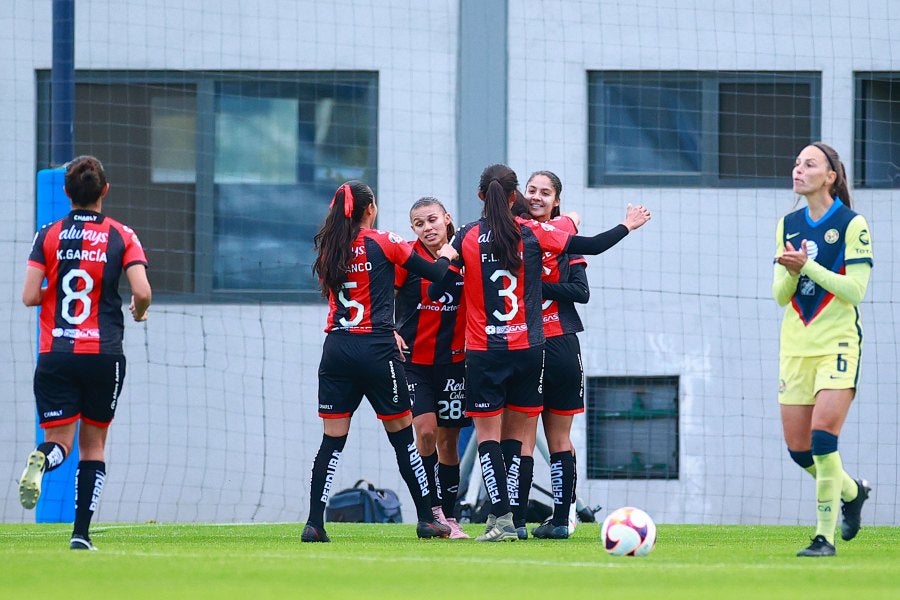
1;522;898;599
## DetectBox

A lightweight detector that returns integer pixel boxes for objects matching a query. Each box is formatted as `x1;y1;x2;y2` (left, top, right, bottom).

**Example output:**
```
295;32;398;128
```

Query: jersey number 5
338;281;365;327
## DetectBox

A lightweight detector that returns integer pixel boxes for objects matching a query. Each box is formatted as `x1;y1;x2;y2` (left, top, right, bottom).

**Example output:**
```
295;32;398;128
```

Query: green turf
1;522;897;599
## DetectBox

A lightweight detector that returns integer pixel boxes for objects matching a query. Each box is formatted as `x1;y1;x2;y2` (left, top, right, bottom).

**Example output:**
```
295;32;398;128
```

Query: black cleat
841;478;871;541
301;523;330;543
531;519;570;539
69;535;97;551
416;518;451;539
796;535;835;557
514;518;528;540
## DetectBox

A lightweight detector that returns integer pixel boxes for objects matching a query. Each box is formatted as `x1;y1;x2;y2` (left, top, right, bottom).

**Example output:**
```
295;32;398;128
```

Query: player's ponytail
313;181;375;298
812;142;852;209
479;164;522;272
64;155;107;207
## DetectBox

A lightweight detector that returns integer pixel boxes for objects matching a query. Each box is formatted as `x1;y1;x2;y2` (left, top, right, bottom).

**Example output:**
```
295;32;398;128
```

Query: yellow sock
841;471;858;503
812;452;843;544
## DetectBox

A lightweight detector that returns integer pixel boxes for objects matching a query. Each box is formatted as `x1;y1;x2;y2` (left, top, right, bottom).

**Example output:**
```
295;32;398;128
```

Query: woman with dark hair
774;143;872;557
429;164;650;541
394;197;469;538
509;170;590;540
18;155;152;550
302;181;456;543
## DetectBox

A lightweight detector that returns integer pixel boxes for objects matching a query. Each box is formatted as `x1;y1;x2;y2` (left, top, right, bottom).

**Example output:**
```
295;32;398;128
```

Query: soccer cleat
432;506;449;526
514;517;528;540
69;535;97;551
796;535;835;557
19;450;46;510
445;518;470;539
481;513;497;536
475;512;518;542
300;523;330;543
532;519;570;540
416;519;451;539
841;478;871;541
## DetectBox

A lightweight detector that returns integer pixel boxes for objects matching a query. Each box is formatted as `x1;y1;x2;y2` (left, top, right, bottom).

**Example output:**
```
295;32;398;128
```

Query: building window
855;73;900;188
585;375;679;480
588;71;820;187
37;71;378;301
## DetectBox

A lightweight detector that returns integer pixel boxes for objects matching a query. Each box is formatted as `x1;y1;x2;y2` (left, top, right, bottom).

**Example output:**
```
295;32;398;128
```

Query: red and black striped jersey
27;209;148;355
324;228;414;334
542;216;587;338
449;216;571;351
394;240;466;365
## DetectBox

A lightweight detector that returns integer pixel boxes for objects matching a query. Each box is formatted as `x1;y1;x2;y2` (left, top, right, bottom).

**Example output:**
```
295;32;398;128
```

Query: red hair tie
329;184;354;218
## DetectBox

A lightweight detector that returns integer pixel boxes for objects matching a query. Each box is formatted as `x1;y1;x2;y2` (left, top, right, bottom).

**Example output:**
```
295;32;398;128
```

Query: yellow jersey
772;199;873;357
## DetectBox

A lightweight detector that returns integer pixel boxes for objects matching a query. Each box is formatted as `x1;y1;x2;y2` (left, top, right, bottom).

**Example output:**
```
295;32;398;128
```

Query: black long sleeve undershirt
403;252;450;283
542;262;590;304
565;223;629;255
428;224;628;301
426;262;457;301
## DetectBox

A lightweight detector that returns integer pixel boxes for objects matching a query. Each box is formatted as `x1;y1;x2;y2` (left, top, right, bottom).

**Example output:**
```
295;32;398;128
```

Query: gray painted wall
1;0;897;527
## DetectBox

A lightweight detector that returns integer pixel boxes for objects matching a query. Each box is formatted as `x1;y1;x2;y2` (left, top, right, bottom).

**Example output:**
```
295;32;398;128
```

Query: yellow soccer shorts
778;352;860;405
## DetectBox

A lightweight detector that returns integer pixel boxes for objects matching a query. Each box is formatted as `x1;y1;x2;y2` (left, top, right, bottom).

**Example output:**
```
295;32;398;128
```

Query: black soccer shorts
34;352;126;428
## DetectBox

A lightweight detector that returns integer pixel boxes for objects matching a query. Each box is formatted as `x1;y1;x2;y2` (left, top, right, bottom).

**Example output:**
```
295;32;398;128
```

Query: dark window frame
854;71;900;189
36;70;379;304
588;70;821;188
585;375;680;480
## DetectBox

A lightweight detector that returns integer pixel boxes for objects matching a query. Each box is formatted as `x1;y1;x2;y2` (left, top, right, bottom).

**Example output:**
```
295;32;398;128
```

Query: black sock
571;450;578;503
500;439;522;520
36;441;67;472
515;455;534;526
478;441;509;517
438;462;460;518
73;461;105;540
387;426;433;522
306;434;347;528
421;452;441;509
550;451;575;526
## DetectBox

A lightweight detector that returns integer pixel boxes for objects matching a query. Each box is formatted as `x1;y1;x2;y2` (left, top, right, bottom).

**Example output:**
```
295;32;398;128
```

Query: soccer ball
601;506;656;556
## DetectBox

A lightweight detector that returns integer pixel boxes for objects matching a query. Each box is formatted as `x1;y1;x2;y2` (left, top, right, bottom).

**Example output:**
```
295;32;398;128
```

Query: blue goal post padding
34;167;77;523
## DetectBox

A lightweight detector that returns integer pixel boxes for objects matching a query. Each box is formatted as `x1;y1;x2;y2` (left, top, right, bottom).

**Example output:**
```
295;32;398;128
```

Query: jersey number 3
490;269;519;322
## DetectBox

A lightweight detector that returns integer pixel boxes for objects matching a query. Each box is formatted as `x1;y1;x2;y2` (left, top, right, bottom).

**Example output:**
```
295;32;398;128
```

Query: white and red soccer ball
601;506;657;556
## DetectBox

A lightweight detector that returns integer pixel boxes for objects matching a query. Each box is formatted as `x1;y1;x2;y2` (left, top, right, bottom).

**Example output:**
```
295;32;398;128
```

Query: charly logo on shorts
823;228;839;244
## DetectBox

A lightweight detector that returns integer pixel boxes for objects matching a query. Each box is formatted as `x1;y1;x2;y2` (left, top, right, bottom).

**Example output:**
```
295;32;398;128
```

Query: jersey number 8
60;269;94;325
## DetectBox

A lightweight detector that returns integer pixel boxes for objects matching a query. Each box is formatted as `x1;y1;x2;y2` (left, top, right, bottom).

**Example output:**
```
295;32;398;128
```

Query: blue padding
788;448;815;468
811;429;839;456
34;168;77;523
